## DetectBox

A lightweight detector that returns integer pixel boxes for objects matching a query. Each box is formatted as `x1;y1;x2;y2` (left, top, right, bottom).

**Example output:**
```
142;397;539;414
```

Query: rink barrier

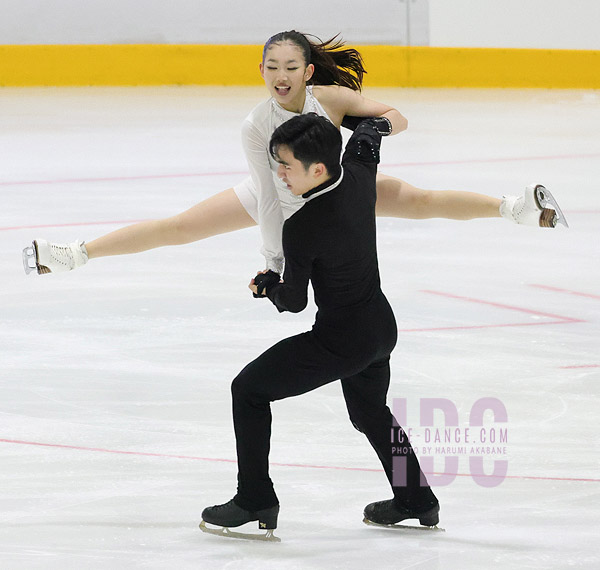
0;44;598;88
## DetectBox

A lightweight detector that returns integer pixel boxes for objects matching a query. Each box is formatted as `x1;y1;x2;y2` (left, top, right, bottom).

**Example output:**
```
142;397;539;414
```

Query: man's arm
253;235;313;313
342;118;391;168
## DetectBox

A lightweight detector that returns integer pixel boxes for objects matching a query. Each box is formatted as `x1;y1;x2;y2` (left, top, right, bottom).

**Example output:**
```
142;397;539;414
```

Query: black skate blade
363;517;445;532
534;185;569;228
199;520;281;542
22;242;38;275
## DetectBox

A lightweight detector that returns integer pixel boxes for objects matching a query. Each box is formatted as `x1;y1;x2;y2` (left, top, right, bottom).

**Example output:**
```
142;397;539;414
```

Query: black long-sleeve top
266;121;385;318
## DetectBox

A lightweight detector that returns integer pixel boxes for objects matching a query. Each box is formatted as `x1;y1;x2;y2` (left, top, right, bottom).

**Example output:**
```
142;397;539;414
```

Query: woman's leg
86;188;256;259
375;173;502;220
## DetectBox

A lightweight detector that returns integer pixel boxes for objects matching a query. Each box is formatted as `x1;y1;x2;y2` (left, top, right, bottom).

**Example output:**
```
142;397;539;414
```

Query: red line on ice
382;152;600;169
0;220;150;232
559;364;600;369
0;170;249;187
0;438;598;483
397;290;583;332
398;320;575;333
2;151;599;188
529;284;600;300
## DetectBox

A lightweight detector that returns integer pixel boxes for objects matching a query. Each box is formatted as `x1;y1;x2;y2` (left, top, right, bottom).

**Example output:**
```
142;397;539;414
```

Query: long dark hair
262;30;366;91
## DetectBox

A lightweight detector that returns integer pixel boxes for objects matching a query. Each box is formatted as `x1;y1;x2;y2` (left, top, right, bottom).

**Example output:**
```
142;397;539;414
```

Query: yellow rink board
0;44;598;88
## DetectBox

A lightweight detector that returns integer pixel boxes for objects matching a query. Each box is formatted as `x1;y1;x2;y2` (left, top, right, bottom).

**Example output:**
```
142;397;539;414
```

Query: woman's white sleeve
241;119;285;274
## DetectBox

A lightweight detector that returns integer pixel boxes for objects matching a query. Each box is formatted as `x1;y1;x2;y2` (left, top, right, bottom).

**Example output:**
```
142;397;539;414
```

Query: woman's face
260;41;314;112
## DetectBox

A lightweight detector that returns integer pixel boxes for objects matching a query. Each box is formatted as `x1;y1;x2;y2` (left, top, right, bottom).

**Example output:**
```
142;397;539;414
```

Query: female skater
23;30;564;275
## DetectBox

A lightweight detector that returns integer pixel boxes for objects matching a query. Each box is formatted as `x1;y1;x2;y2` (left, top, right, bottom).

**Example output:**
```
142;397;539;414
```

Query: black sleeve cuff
252;270;281;298
341;116;392;136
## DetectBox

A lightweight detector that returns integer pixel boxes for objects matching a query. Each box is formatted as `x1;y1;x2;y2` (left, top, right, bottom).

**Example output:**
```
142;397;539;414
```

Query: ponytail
263;31;366;91
306;34;365;91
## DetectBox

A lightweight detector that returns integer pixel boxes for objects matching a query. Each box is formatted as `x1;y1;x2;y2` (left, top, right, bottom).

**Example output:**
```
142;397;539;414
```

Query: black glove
341;115;392;135
252;270;281;298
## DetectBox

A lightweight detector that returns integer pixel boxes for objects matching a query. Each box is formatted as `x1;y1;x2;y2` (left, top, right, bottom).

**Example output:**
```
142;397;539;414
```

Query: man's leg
231;332;369;512
341;359;438;514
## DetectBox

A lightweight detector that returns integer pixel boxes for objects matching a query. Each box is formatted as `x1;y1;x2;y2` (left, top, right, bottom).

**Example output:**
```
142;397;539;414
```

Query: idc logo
391;397;509;488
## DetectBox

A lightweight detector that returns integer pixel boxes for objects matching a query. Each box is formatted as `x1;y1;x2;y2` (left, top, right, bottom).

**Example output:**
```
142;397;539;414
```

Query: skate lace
513;196;525;220
213;500;236;511
50;244;74;267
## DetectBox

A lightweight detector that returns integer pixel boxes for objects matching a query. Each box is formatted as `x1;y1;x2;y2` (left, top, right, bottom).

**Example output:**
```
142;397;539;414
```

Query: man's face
275;145;322;196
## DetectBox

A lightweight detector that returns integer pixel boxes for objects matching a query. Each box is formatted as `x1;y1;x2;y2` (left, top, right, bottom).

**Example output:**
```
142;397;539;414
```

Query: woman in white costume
23;30;565;275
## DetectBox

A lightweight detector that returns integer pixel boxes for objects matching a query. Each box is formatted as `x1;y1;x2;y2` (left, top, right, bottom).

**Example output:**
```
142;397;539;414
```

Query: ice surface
1;86;599;569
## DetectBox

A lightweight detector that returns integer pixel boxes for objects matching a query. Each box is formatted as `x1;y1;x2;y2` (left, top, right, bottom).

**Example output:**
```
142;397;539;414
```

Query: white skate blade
534;185;569;228
199;520;281;542
22;243;38;275
363;517;445;532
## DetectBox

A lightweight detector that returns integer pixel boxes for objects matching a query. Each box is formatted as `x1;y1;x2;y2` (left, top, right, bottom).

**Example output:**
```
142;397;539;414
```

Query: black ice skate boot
363;499;442;531
200;499;280;542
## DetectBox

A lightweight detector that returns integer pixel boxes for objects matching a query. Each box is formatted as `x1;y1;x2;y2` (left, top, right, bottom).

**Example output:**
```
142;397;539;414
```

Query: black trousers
231;298;437;512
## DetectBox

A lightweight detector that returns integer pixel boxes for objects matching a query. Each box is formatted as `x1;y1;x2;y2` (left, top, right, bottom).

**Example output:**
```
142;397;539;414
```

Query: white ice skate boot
22;239;89;275
500;183;568;228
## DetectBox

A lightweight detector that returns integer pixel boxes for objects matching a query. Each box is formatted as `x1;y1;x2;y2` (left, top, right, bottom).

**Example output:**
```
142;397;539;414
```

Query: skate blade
22;241;51;274
199;520;281;542
363;517;445;532
22;243;38;275
534;185;569;228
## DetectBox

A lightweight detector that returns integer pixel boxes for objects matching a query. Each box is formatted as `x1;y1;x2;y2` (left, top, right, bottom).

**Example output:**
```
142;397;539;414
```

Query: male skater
201;113;439;539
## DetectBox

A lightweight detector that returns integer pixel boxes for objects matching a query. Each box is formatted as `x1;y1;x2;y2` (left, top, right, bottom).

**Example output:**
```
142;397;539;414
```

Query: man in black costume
201;113;439;536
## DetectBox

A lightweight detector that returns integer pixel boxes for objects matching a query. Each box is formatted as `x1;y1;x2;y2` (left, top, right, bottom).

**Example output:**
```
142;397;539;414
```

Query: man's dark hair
269;113;342;175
